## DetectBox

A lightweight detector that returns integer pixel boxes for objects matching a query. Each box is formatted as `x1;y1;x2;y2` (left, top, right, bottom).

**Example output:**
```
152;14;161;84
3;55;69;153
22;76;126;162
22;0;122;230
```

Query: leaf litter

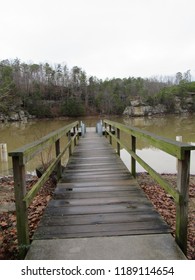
0;175;56;259
137;173;195;260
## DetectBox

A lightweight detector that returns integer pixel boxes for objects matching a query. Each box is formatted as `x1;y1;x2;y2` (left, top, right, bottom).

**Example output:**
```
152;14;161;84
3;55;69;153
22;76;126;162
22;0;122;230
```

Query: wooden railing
104;119;195;255
9;121;79;257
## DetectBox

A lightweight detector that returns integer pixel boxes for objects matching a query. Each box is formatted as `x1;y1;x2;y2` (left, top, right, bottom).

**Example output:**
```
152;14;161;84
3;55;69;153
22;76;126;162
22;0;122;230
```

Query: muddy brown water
0;115;195;176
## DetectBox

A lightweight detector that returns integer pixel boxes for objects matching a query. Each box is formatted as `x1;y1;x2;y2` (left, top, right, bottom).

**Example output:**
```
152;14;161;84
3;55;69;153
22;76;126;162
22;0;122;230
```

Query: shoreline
1;111;195;123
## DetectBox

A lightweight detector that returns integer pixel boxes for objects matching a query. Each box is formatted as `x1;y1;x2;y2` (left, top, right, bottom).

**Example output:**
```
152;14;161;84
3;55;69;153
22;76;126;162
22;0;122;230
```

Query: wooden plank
64;168;131;175
36;221;169;234
65;166;127;172
61;174;133;183
34;222;170;240
38;212;166;227
54;190;145;199
35;222;170;237
66;162;129;169
44;203;158;216
48;196;149;207
34;228;170;239
54;183;141;197
68;159;119;165
55;184;139;191
56;180;138;188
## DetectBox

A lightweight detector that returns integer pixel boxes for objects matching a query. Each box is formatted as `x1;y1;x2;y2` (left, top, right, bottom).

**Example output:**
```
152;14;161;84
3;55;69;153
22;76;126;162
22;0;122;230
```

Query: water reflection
123;114;195;143
121;148;195;175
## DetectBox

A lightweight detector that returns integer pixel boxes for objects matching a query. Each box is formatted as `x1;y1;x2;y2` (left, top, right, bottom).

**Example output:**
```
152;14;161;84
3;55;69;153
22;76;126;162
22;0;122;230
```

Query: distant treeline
0;58;194;117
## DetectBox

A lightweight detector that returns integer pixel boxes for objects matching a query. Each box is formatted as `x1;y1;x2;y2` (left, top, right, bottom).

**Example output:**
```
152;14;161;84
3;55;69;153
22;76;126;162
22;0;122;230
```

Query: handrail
9;121;79;258
9;121;79;164
104;119;195;255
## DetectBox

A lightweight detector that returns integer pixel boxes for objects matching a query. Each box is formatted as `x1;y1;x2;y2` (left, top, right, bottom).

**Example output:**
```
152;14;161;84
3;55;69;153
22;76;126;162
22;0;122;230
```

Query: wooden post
81;121;85;137
105;123;107;138
73;126;77;146
0;143;8;161
77;123;80;141
97;121;103;136
176;136;182;142
55;139;61;179
131;135;136;177
176;136;183;171
109;125;112;144
175;150;190;255
68;131;72;156
12;156;29;258
117;128;120;156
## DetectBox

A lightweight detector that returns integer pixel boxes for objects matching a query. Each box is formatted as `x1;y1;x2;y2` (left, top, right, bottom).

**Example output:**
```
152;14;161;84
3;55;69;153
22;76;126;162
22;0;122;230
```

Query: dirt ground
0;173;194;260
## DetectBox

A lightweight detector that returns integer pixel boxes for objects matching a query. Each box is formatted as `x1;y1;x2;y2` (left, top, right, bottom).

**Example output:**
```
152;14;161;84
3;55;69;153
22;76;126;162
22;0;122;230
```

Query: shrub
61;98;85;117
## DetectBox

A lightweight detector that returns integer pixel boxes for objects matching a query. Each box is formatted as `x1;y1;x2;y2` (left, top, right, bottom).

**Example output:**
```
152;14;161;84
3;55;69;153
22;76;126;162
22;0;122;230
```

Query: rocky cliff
123;95;195;117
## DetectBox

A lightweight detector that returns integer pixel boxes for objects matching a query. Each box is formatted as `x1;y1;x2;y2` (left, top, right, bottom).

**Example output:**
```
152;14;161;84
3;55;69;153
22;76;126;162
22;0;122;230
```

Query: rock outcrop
123;95;195;117
0;110;34;122
123;101;167;117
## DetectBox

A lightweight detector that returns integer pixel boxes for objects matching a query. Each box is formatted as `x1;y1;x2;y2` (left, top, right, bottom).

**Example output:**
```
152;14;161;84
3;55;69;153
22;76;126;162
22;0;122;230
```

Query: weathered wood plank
36;222;170;236
44;203;160;216
34;222;170;240
34;229;171;240
48;196;150;207
56;180;138;188
54;190;145;199
61;175;133;183
38;212;165;227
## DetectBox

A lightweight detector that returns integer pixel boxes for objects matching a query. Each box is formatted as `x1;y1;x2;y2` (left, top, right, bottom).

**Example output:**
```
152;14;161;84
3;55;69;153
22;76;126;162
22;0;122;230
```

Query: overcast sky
1;0;195;80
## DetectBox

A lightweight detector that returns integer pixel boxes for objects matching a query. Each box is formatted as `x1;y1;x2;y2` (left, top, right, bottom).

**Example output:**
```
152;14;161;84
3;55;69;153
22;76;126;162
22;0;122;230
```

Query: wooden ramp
34;130;170;240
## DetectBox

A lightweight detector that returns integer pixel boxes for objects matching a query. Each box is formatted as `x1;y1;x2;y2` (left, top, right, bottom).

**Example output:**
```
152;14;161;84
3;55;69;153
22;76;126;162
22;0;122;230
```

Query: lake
0;115;195;176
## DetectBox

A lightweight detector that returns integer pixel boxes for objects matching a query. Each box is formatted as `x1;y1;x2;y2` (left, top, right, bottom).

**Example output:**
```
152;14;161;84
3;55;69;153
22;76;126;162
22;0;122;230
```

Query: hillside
0;59;194;120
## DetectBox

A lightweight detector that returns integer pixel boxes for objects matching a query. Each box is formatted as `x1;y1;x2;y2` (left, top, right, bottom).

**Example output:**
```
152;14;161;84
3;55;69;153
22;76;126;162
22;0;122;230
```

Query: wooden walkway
34;129;170;240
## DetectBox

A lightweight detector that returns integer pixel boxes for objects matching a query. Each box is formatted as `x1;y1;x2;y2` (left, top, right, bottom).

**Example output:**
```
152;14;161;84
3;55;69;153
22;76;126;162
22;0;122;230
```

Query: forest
0;58;194;118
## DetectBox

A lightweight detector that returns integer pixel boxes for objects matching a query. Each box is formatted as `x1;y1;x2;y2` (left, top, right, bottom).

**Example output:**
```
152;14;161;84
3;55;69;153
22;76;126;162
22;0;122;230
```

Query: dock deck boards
34;131;170;240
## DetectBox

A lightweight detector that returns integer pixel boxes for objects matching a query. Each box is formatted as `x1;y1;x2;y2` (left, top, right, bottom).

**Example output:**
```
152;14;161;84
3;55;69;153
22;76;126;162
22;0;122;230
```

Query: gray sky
1;0;195;80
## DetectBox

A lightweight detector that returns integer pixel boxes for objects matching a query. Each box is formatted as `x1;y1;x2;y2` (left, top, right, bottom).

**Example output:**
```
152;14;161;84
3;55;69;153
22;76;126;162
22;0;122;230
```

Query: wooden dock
33;129;170;240
9;121;191;259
